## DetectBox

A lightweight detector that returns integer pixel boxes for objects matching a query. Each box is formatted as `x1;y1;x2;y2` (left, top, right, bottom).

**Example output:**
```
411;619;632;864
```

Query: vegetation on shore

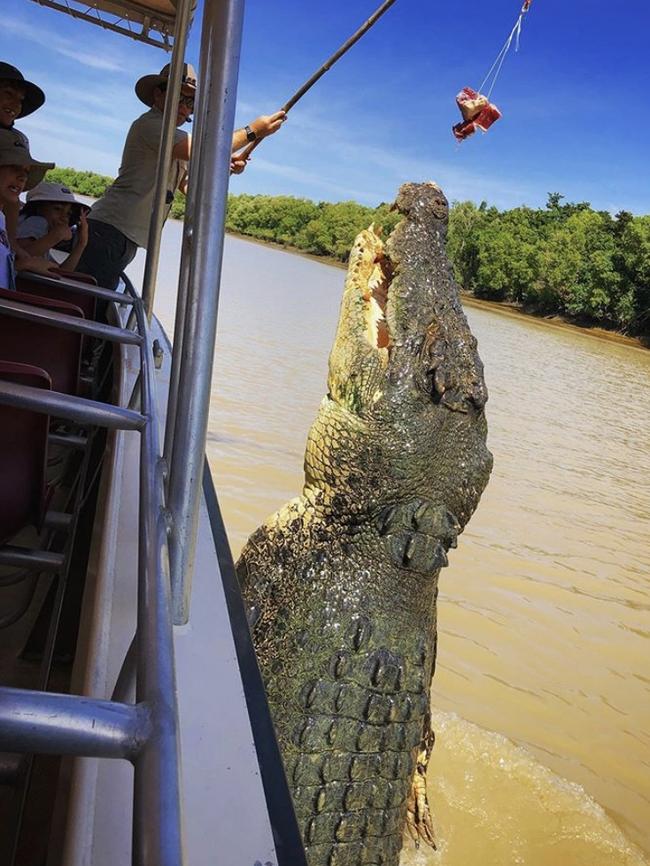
47;167;649;336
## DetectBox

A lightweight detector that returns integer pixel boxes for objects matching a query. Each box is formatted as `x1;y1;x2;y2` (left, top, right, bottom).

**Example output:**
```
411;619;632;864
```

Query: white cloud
2;16;126;72
250;157;375;203
18;116;119;175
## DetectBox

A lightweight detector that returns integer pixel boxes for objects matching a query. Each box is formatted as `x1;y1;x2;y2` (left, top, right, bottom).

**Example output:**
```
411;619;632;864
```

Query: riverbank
460;294;650;352
226;229;649;352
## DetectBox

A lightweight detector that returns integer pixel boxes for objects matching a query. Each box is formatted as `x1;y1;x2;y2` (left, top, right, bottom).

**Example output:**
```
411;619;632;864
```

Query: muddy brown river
137;226;650;866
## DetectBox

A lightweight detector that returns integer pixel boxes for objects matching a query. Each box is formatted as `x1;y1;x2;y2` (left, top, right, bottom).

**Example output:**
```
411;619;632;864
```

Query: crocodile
237;182;493;866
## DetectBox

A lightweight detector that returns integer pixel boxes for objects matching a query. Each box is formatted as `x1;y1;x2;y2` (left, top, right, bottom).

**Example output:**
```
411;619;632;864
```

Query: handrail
0;379;145;430
18;271;136;305
0;274;185;866
0;297;142;345
0;687;149;759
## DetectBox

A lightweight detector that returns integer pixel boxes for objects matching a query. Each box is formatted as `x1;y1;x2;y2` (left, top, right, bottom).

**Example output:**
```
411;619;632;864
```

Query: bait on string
452;0;533;142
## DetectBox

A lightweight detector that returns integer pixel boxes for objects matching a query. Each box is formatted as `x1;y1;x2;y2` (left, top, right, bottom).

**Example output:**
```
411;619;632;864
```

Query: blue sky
2;0;649;213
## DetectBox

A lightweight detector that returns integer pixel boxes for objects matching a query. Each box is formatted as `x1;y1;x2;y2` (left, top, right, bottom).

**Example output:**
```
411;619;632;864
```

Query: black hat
0;62;45;118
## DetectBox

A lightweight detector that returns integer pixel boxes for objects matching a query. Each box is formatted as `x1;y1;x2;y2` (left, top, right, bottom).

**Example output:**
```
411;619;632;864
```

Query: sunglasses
158;83;194;111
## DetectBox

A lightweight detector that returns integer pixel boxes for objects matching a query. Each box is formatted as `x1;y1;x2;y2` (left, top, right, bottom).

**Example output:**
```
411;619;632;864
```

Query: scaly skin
237;183;493;866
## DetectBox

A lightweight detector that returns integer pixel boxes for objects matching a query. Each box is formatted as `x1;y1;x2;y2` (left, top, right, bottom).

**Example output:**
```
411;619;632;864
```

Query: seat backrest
0;361;51;544
16;273;97;322
0;288;84;395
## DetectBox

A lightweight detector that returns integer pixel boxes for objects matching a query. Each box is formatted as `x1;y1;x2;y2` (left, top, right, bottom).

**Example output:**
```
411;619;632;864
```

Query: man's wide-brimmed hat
0;62;45;118
135;62;197;107
0;129;54;190
25;181;90;221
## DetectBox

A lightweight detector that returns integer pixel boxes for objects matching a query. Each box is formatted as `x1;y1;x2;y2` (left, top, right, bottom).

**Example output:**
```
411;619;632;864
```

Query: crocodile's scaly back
237;182;493;866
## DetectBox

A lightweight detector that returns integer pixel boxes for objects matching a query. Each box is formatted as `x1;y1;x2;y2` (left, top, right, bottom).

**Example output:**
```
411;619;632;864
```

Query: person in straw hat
0;128;54;290
78;62;286;290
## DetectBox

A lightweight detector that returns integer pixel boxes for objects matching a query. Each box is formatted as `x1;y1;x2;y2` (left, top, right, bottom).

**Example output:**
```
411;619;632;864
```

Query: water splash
399;710;648;866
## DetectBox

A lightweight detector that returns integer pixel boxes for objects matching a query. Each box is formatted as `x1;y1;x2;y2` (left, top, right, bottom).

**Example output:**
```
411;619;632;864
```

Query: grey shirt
90;107;188;249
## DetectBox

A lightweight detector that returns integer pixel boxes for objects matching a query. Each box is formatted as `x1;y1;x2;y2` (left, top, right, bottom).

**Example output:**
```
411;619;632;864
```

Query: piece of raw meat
453;87;502;141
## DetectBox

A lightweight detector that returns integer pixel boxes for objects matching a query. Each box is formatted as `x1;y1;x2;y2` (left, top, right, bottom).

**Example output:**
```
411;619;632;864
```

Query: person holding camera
77;62;285;290
17;181;89;273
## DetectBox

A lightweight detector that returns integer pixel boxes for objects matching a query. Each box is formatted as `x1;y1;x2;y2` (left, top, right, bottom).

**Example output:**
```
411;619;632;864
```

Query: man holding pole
77;62;285;290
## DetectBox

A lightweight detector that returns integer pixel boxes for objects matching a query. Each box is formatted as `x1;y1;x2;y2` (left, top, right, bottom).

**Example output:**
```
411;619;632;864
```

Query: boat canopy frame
28;0;197;50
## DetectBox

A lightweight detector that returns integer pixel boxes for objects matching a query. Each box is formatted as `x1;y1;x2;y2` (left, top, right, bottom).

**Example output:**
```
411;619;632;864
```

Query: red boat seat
0;361;51;544
0;288;84;395
17;273;97;322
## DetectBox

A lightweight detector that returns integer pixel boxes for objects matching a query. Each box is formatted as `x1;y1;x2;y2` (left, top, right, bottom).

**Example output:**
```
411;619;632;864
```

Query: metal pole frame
166;0;245;624
141;0;194;319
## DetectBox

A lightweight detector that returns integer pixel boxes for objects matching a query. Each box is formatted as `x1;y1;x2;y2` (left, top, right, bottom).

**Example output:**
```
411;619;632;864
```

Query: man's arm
170;110;286;164
231;111;286;152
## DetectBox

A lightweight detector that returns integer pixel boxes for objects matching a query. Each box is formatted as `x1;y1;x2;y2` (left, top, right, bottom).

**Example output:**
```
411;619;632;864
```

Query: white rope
478;5;529;99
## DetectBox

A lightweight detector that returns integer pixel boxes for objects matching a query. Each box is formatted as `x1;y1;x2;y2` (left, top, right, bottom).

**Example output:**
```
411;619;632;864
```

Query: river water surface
129;222;650;866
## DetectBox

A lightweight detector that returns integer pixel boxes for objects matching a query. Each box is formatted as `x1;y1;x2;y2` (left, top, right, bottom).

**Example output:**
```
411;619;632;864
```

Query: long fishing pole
238;0;398;161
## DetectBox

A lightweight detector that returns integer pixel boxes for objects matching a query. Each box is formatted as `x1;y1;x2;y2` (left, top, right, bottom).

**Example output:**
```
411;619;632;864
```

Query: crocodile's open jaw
328;182;488;420
342;223;395;358
356;228;393;351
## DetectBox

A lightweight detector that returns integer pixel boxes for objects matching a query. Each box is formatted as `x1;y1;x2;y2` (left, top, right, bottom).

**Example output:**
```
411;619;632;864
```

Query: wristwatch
244;124;257;143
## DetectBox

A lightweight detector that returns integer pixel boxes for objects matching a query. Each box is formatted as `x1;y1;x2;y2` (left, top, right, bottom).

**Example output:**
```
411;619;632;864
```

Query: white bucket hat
25;181;90;221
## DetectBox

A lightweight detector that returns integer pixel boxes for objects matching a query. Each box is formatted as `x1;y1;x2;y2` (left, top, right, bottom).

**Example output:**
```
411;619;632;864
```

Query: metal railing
0;280;184;866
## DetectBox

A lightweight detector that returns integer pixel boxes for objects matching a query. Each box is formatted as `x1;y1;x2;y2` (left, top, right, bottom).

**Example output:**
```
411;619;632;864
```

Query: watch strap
244;124;257;143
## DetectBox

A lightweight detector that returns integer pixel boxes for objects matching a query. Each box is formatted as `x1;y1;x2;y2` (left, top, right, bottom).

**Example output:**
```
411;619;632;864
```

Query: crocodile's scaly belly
284;634;432;866
242;538;438;866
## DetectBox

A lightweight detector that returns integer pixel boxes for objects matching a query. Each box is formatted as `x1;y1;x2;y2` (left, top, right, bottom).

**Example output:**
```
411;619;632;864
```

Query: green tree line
46;166;114;198
447;194;649;335
46;168;649;336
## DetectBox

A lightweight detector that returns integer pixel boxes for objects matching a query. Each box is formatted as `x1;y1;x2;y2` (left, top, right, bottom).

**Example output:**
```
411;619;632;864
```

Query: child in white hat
18;181;89;273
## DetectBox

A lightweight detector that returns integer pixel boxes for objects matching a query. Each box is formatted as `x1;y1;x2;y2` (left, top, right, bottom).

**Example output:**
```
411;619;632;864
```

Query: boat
0;2;308;864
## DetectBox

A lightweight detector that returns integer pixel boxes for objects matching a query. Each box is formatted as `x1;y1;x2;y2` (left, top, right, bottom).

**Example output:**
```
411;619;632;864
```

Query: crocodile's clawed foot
377;499;459;574
405;726;436;850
